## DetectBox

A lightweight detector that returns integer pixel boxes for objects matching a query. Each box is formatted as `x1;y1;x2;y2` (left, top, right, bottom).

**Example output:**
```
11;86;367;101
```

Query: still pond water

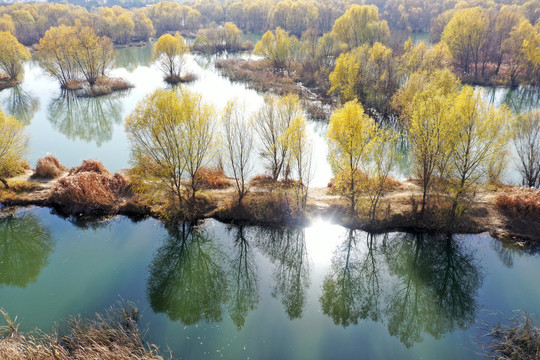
1;44;540;359
1;207;540;359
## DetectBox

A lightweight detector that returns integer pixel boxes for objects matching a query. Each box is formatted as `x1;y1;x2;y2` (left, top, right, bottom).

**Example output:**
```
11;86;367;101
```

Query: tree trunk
0;178;9;189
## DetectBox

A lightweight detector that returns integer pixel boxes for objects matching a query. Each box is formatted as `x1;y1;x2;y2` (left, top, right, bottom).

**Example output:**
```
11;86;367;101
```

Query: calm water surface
1;207;540;359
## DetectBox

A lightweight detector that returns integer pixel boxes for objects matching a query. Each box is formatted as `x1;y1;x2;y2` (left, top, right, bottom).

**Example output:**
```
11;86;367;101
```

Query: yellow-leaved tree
330;4;389;50
153;33;190;83
254;27;300;70
446;87;512;217
0;109;28;188
125;88;216;219
36;25;78;88
327;100;377;215
0;31;30;82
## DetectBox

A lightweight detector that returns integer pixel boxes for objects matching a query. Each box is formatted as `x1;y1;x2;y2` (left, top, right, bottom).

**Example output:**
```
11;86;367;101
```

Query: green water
1;207;540;359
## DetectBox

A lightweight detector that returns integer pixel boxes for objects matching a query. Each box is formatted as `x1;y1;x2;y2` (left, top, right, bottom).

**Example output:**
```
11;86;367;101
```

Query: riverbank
1;164;538;242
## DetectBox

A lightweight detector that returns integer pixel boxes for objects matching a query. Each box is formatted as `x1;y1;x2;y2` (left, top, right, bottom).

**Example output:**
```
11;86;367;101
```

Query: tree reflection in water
0;86;39;125
320;231;483;348
255;227;311;319
114;44;153;72
147;224;228;325
0;211;53;288
227;226;259;329
320;230;383;327
47;90;125;146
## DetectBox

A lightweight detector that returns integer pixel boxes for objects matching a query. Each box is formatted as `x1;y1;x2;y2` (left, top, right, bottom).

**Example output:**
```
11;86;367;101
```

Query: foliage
125;88;216;218
331;4;389;50
153;32;190;83
327;100;377;215
0;31;30;81
254;27;300;70
254;93;302;181
329;42;399;117
193;23;245;53
37;25;114;87
496;187;540;219
514;110;540;187
0;110;27;189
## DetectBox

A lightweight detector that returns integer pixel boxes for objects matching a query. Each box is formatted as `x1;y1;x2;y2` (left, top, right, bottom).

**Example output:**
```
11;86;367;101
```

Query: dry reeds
33;155;67;179
49;160;131;215
0;303;166;360
484;312;540;359
194;167;231;189
495;187;540;219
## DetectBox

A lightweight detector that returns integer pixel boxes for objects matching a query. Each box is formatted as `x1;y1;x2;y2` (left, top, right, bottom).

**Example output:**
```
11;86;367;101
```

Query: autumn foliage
33;155;67;179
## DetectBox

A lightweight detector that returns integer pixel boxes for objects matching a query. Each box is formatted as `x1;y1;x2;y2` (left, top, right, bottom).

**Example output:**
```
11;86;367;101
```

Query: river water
1;43;540;359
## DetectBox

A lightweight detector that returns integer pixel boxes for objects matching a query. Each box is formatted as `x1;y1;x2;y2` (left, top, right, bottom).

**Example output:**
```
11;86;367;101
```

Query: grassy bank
1;158;539;242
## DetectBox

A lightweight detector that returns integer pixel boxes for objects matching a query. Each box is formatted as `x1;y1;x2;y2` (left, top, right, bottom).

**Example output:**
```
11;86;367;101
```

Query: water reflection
227;226;259;329
320;231;383;327
0;86;39;125
0;212;53;288
255;227;311;319
114;44;153;72
482;86;540;114
320;232;483;348
47;91;125;146
384;234;482;347
147;225;228;325
490;238;540;268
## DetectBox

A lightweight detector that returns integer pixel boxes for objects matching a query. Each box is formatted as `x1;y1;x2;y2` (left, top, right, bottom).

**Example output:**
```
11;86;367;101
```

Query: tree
329;42;400;117
254;27;300;70
222;100;254;205
36;25;79;88
514;110;540;187
0;109;28;189
502;19;540;86
125;88;216;218
446;87;512;217
71;26;114;86
153;32;190;83
330;4;389;50
254;93;303;181
285;114;313;211
407;77;456;216
0;31;30;81
442;7;489;77
327;100;378;215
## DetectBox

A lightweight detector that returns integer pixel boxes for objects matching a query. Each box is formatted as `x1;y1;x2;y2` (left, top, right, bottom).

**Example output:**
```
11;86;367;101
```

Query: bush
50;161;131;215
33;155;67;179
496;187;540;219
0;303;166;359
194;167;231;189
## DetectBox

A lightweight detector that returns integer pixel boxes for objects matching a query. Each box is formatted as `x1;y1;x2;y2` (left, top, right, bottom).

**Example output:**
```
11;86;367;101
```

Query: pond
1;206;540;359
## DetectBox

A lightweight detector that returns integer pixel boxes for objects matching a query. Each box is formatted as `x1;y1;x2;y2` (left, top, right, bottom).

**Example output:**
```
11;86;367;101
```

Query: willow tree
125;88;216;217
0;109;27;188
0;31;30;82
514;110;540;187
330;4;389;49
254;27;300;70
327;100;378;215
222;100;254;205
153;33;190;83
254;93;303;181
36;25;78;88
446;87;512;217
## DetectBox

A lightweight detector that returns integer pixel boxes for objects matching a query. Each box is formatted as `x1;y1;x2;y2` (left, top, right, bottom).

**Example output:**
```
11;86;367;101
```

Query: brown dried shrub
495;187;540;219
33;155;67;179
70;160;110;175
194;167;231;189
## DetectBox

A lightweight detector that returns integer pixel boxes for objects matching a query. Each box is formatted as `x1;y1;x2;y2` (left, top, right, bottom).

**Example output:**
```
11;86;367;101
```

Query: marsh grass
0;303;167;360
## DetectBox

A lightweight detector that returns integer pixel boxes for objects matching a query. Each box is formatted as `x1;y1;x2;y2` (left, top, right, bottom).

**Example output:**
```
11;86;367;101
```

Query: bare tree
514;110;540;187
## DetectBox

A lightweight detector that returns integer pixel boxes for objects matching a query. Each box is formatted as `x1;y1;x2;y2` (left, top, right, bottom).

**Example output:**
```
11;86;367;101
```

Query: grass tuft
33;155;67;179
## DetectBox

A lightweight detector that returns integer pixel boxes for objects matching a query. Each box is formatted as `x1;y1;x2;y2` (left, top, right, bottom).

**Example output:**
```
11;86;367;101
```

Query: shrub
0;303;166;359
33;155;67;179
194;167;231;189
495;187;540;219
50;161;131;215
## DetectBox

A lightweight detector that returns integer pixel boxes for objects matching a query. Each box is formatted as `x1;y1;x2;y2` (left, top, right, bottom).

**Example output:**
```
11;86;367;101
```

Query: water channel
0;43;539;359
